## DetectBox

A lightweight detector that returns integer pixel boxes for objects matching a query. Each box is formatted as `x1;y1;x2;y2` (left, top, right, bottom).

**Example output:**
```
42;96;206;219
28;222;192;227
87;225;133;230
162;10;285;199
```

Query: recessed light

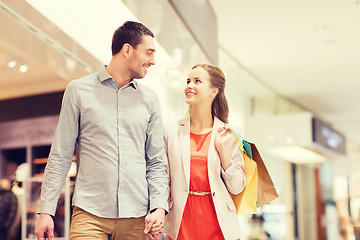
7;60;17;68
19;64;28;73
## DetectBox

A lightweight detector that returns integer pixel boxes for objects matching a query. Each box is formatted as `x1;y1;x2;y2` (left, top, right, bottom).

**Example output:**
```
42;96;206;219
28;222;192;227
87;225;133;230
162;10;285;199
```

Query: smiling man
34;21;168;240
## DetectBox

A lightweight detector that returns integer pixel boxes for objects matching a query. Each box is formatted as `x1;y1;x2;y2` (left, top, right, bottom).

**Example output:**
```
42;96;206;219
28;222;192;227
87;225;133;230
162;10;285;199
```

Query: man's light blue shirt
39;66;169;218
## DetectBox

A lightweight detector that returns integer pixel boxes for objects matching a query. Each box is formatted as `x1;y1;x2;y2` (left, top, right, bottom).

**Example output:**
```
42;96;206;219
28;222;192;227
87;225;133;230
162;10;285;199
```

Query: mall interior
1;0;360;240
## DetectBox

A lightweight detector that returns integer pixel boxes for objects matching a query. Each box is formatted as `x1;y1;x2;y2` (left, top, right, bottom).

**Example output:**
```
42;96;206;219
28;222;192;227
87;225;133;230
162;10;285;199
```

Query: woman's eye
196;80;201;83
186;80;190;84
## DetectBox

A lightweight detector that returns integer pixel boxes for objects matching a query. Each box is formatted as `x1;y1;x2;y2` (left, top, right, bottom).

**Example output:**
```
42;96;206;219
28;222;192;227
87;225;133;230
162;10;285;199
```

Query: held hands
144;208;165;239
34;213;54;240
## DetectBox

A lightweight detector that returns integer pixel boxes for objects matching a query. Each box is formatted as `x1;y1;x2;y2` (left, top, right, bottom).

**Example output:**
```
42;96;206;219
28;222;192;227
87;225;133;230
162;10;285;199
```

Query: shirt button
213;192;215;197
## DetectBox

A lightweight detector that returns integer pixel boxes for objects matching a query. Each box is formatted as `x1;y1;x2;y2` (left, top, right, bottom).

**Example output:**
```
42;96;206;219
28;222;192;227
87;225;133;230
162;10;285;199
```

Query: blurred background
0;0;359;239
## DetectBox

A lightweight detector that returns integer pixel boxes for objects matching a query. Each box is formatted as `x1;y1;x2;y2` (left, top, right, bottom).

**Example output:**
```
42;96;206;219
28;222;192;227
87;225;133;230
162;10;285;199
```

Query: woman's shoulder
214;117;243;134
227;123;242;135
224;122;246;141
164;116;188;128
163;120;176;135
163;117;188;137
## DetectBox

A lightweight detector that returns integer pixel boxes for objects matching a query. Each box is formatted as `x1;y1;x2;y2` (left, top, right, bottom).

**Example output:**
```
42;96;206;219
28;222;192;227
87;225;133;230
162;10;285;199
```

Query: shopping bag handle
227;129;246;141
226;129;246;157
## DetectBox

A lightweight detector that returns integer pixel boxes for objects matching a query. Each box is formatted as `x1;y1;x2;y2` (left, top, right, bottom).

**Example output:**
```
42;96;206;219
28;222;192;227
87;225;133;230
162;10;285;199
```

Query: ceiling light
7;60;17;68
19;64;28;73
266;146;327;164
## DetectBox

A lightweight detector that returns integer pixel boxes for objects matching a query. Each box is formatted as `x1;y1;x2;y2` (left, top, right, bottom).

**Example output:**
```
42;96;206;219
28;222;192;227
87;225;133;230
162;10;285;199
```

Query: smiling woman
164;64;245;240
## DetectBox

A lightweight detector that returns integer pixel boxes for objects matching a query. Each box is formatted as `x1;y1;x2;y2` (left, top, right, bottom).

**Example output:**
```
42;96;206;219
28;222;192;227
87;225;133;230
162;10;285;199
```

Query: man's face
128;35;156;79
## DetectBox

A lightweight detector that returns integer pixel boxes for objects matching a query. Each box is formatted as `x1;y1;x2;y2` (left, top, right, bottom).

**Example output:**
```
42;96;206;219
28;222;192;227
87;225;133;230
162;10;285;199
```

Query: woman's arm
215;127;246;195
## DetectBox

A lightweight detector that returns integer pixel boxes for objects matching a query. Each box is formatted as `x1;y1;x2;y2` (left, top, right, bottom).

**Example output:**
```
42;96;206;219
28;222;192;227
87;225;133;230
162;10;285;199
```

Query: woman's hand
214;125;232;152
144;208;165;239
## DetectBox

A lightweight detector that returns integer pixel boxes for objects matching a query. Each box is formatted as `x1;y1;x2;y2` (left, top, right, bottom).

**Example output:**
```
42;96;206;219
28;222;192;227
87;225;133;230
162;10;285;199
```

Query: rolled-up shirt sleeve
145;96;169;213
38;81;79;215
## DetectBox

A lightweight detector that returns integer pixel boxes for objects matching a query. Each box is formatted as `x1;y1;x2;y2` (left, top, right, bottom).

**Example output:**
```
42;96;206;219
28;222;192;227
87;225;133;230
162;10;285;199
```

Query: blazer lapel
179;117;191;188
207;117;225;178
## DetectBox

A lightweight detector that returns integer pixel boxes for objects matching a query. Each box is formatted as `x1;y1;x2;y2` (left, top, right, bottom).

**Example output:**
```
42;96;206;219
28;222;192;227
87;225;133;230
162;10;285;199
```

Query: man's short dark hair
111;21;154;56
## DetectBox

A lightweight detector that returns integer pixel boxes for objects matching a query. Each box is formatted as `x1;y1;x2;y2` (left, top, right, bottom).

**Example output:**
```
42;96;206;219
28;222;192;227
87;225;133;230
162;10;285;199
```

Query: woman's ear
211;88;219;98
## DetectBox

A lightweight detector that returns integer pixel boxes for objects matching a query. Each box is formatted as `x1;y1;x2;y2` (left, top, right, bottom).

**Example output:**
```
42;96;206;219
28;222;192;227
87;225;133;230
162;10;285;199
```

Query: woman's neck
190;105;213;134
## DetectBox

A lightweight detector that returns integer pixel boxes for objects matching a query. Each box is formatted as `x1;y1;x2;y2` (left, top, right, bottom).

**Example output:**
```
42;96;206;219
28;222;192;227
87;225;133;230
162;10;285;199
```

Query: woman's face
184;66;218;106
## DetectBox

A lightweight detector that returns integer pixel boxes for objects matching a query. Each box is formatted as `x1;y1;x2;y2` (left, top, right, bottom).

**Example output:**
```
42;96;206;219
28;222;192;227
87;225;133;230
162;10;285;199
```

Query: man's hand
144;208;165;240
35;213;54;240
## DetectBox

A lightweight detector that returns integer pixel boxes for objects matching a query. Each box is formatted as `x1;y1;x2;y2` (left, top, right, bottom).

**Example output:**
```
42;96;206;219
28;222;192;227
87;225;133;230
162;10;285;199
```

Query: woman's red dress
169;131;225;240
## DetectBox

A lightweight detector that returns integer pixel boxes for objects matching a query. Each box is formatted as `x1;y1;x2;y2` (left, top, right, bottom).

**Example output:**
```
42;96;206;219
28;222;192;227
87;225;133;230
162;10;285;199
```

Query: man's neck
106;58;132;88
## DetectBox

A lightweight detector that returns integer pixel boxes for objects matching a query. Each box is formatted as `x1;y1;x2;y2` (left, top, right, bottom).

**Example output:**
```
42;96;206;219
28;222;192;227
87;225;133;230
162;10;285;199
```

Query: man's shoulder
134;81;158;99
65;73;98;92
71;72;97;85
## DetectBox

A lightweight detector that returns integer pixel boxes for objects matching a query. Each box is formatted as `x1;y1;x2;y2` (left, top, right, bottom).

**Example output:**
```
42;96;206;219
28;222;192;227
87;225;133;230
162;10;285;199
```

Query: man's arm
35;81;80;239
145;95;169;213
143;95;169;239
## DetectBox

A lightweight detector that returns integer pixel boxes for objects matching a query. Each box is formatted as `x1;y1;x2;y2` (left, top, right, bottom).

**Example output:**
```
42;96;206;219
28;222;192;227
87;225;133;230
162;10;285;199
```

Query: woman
163;64;246;240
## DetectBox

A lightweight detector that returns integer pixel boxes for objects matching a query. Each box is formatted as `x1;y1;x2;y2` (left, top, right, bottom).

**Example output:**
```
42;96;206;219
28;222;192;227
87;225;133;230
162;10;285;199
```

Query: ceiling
0;0;102;100
210;0;360;151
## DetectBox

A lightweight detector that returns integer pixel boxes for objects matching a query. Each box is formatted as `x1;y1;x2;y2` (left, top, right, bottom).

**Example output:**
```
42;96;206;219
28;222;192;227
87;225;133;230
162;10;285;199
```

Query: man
35;21;168;240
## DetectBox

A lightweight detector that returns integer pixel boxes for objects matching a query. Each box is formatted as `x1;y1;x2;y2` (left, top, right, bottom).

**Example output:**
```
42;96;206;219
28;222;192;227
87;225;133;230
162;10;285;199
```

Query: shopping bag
249;143;279;207
227;130;258;214
242;139;253;159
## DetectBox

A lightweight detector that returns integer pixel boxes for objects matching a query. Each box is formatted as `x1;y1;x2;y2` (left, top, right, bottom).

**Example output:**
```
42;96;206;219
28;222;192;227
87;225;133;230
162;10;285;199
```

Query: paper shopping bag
228;131;258;214
249;143;279;207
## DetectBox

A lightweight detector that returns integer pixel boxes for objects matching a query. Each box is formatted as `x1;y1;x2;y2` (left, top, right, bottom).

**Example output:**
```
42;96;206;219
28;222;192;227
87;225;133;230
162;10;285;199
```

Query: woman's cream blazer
164;117;246;240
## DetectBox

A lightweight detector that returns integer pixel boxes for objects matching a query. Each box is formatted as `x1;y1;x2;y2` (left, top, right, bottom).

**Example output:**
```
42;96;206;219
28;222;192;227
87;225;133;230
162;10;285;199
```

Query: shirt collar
98;65;137;89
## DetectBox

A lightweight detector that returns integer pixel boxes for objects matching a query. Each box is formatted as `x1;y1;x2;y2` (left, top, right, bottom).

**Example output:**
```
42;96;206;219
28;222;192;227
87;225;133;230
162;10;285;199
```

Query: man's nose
150;55;156;66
